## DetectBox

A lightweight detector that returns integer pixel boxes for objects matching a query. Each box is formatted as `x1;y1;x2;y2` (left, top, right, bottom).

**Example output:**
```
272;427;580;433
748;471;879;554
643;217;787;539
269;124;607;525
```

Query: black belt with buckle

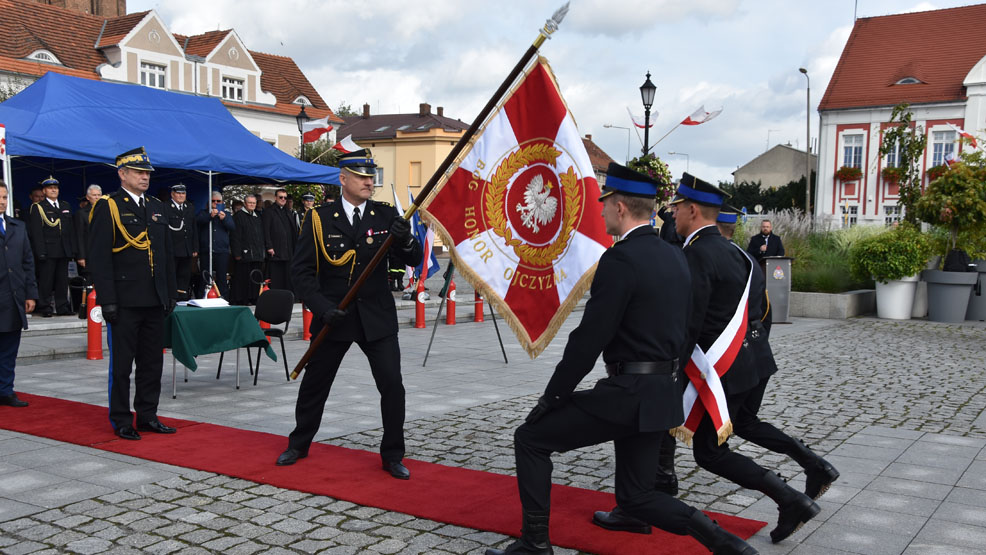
605;359;679;377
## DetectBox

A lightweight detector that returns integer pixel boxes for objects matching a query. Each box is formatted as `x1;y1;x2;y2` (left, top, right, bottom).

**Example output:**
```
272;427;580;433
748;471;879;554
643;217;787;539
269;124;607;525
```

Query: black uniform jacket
683;225;759;395
544;226;692;433
0;216;38;331
292;199;422;342
231;210;266;263
263;204;297;261
73;205;91;260
746;232;785;261
88;190;176;308
741;247;777;380
28;199;75;259
165;201;198;257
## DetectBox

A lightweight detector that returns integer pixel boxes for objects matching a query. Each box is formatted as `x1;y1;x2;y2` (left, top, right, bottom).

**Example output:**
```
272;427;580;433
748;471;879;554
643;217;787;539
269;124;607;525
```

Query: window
374;168;384;187
840;204;858;227
885;140;901;168
842;134;863;168
895;77;921;85
931;130;956;166
884;205;902;226
140;62;166;89
374;126;391;132
221;77;244;101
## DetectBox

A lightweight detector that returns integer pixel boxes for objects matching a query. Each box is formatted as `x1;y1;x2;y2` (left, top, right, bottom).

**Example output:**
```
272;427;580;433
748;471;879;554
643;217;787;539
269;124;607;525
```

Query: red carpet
2;393;766;554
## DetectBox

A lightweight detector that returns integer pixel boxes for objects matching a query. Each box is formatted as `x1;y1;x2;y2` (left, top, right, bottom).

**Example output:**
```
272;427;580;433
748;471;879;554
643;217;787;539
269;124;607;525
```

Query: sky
128;0;986;184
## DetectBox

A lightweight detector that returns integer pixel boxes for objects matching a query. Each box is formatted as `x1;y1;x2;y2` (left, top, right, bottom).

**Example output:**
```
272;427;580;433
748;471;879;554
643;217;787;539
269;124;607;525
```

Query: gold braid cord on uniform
105;197;154;276
310;209;357;284
32;203;62;229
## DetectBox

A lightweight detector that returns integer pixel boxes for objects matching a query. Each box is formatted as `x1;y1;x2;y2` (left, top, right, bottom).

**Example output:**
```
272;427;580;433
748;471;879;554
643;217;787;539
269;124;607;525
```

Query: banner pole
488;301;509;364
291;3;570;380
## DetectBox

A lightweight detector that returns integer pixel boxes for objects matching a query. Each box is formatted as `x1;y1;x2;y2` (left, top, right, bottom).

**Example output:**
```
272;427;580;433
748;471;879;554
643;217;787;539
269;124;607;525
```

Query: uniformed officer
230;193;265;305
263;188;297;291
277;149;422;480
486;164;756;555
28;176;76;317
88;147;177;440
299;192;316;233
165;183;198;301
716;205;839;502
594;175;819;544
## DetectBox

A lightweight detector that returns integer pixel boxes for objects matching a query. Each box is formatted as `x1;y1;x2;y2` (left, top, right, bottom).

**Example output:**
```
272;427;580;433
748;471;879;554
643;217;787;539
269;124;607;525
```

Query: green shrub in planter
848;224;933;283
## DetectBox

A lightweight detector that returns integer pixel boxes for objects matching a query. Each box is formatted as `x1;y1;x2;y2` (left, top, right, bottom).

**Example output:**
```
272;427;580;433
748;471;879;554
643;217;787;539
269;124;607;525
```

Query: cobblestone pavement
2;316;985;554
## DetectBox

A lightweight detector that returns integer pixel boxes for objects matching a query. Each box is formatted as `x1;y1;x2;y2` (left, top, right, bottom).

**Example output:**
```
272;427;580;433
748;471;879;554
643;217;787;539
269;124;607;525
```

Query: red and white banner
946;122;978;149
626;106;654;129
421;57;611;357
681;105;723;126
672;242;753;445
301;117;333;143
332;135;361;153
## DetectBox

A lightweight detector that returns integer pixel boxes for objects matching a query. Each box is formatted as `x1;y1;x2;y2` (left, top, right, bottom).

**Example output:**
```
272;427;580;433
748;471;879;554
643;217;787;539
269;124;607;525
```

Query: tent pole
208;171;214;291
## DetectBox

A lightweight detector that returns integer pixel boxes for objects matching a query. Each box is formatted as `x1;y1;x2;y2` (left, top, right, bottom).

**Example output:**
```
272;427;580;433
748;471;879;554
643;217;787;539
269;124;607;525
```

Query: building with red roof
817;4;986;226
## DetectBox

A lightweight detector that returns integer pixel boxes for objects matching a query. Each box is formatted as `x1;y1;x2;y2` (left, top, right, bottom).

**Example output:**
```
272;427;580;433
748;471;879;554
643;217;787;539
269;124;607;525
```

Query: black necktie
139;197;145;209
352;206;361;229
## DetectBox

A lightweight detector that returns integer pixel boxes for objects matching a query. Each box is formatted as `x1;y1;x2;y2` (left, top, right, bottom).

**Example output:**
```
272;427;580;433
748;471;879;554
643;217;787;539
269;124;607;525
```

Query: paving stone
64;537;113;554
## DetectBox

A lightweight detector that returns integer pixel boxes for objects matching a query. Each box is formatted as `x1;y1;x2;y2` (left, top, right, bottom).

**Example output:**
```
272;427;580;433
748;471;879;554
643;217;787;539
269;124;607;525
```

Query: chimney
419;102;431;116
585;134;592;141
362;103;370;118
437;106;444;117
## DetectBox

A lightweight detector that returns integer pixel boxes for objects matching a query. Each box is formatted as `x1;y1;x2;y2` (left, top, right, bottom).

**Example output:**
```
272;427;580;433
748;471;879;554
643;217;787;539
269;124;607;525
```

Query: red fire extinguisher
446;279;456;325
86;288;102;360
474;291;484;323
302;304;313;341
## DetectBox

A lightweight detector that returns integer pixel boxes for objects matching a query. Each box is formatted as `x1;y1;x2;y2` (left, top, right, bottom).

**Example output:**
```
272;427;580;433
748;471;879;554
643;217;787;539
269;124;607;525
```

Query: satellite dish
754;204;763;214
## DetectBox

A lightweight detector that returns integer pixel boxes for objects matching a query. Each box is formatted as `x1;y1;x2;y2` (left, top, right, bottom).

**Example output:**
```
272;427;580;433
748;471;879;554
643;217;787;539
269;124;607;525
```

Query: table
164;305;277;397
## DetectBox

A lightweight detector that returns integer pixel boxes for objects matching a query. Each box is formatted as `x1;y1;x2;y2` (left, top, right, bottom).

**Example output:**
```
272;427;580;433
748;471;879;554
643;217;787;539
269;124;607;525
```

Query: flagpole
647;122;683;154
290;3;571;380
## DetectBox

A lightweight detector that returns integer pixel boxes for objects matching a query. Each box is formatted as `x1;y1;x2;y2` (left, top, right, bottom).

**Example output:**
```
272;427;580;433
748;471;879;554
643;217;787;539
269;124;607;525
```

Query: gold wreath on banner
485;143;581;268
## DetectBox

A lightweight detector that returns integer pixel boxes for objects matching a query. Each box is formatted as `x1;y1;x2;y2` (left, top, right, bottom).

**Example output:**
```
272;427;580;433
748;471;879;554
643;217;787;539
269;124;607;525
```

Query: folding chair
251;288;294;385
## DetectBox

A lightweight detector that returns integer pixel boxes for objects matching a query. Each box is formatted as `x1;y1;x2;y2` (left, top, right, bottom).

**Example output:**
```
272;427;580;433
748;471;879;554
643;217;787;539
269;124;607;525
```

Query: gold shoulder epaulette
375;200;393;207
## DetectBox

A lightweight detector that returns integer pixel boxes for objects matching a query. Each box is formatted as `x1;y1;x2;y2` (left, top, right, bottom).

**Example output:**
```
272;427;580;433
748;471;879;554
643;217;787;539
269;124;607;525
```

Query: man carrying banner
486;164;755;555
277;149;421;480
594;175;819;544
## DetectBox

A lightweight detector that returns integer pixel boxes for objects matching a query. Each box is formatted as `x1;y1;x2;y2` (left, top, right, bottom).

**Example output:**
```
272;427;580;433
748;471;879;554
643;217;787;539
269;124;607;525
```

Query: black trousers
107;306;164;430
691;385;772;491
514;401;694;535
288;333;405;462
267;260;291;292
174;256;195;301
37;256;70;314
731;375;802;457
231;260;262;305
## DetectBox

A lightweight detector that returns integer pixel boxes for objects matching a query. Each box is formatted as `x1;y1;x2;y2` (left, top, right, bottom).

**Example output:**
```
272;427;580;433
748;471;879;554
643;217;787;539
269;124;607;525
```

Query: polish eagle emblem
515;174;558;234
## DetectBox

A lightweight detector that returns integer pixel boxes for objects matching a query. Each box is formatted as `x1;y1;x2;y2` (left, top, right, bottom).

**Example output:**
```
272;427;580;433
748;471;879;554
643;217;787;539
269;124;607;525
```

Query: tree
879;103;927;225
334;102;359;118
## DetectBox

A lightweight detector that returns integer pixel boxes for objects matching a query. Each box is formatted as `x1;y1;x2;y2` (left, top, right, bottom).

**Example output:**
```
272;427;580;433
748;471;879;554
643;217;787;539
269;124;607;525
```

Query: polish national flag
946;123;978;149
331;135;361;153
681;105;723;126
626;106;655;128
301;117;333;143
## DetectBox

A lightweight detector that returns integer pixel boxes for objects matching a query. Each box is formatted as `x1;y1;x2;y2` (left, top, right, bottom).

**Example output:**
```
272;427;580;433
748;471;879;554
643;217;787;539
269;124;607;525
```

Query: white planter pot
875;274;918;320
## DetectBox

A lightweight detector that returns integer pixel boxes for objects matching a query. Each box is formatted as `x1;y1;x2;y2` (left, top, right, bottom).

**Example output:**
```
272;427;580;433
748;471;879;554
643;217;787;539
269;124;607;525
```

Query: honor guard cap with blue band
338;149;377;178
116;146;155;172
170;183;187;193
302;193;316;201
599;162;665;201
40;176;59;187
716;204;741;224
669;172;729;207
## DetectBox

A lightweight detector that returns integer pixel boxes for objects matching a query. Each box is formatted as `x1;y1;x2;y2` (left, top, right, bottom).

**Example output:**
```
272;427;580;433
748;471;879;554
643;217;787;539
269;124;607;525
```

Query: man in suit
165;183;198;301
0;182;39;408
73;184;103;282
263;188;297;291
88;147;177;440
486;164;755;555
196;191;235;298
230;194;265;305
277;149;422;480
746;219;785;263
28;176;76;317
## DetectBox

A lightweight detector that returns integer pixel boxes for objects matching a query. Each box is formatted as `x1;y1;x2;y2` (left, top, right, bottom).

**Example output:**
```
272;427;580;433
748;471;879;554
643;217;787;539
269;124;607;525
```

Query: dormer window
26;50;62;65
293;96;312;106
895;77;922;85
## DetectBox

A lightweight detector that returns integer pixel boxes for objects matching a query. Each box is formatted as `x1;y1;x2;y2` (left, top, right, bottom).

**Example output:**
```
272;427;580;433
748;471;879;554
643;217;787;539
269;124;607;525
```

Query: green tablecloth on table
164;305;277;371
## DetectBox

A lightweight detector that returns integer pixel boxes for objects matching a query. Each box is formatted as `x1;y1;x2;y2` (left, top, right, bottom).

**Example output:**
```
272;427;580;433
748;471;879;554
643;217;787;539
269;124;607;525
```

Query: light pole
603;124;632;163
799;67;811;220
640;71;656;156
668;151;689;173
295;104;309;161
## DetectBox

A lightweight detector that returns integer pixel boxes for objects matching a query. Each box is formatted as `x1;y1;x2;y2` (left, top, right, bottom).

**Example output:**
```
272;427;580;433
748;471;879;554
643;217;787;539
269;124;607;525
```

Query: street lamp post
799;67;811;220
603;124;631;163
668;151;689;173
295;104;309;161
639;71;657;156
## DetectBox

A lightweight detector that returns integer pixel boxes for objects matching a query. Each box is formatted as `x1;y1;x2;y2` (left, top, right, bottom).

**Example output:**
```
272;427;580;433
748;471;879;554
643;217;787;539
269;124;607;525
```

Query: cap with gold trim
40;175;60;187
338;149;377;178
716;203;742;224
668;172;728;207
115;146;155;172
598;162;664;201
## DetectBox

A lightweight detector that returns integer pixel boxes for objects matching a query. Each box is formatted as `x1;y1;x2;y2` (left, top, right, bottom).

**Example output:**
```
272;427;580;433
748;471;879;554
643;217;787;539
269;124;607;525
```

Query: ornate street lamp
639;71;657;156
295;104;309;161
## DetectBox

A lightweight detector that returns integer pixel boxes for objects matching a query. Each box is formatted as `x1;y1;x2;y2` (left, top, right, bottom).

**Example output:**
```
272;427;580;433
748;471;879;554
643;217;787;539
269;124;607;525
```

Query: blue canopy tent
0;71;339;212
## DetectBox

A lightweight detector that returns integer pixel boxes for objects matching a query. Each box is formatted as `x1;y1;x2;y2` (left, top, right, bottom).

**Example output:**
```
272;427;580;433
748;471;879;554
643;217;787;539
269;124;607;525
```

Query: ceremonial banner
421;57;611;357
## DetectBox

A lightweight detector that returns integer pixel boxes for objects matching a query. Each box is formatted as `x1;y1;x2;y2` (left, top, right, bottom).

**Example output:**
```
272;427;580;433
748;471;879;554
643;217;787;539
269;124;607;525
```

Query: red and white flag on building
332;135;361;153
626;106;655;129
0;123;6;156
421;57;611;357
946;122;978;149
681;105;723;126
301;117;333;144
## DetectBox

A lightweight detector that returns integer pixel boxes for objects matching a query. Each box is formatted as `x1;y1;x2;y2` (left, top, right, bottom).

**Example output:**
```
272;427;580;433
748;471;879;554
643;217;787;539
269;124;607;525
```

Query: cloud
566;0;741;36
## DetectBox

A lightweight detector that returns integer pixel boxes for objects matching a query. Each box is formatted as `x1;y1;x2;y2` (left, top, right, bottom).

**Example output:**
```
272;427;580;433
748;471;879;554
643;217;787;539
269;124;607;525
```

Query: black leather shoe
383;460;410;480
805;459;840;500
592;506;652;534
137;420;177;434
115;426;141;440
0;394;29;408
276;448;307;466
